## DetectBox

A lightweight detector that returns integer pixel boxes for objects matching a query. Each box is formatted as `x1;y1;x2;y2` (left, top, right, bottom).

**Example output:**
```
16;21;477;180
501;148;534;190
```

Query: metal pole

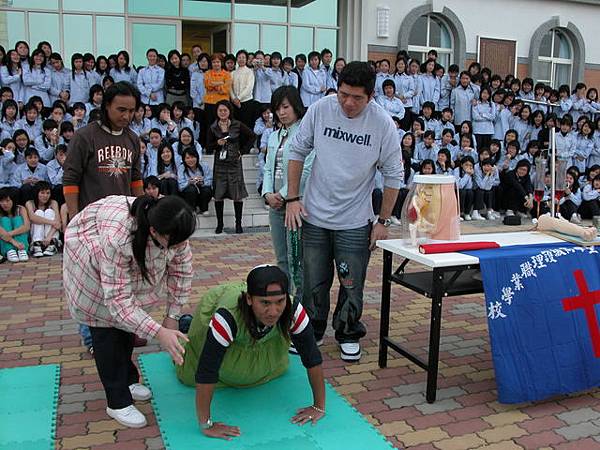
520;98;560;108
550;127;557;217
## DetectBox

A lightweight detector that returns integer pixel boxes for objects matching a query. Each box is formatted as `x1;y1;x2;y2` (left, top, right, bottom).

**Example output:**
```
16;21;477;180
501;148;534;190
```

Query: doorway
182;21;230;55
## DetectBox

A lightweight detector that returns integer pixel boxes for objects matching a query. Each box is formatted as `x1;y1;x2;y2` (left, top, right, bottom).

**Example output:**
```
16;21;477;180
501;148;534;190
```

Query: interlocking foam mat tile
139;352;395;450
0;364;60;450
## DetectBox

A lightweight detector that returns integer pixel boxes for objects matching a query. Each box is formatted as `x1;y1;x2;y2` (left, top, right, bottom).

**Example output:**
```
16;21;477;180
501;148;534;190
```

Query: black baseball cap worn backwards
246;265;289;297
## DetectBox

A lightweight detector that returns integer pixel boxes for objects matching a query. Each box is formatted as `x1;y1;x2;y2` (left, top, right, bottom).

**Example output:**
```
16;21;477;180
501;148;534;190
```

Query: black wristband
286;196;301;204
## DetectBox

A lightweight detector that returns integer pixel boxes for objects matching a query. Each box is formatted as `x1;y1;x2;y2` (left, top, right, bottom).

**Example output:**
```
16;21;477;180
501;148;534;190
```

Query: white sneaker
486;211;495;220
472;210;486;221
202;210;210;216
516;211;528;219
17;250;28;262
6;249;18;263
505;210;515;217
459;215;464;222
390;216;401;226
106;405;147;428
43;244;57;257
464;214;472;221
129;383;152;401
570;213;582;224
32;243;43;258
316;338;324;347
340;342;361;362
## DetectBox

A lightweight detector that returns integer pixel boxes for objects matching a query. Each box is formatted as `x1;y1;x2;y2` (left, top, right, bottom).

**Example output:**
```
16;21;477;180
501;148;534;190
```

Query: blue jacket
300;68;327;107
46;158;63;186
374;73;393;97
190;71;205;108
137;65;165;105
22;66;51;105
15;119;42;141
376;95;405;119
253;68;272;104
472;101;497;135
49;67;70;103
418;74;441;108
110;67;138;85
10;162;49;187
0;66;24;103
33;135;57;163
177;161;212;191
67;71;92;105
129;118;152;139
454;168;474;189
0;150;15;188
262;122;314;199
393;73;416;109
450;84;477;125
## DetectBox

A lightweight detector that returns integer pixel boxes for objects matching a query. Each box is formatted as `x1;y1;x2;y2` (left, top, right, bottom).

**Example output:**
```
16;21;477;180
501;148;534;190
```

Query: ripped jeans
301;220;371;343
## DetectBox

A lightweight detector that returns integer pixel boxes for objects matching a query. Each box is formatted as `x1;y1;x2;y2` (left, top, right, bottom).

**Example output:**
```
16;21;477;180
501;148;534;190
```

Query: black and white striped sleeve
195;308;238;384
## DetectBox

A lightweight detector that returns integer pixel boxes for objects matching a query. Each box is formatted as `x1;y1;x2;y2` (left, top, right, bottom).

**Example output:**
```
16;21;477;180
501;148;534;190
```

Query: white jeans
30;209;58;243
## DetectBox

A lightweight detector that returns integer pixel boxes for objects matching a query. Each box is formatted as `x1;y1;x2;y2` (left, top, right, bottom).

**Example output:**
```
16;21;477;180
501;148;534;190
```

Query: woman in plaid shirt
63;194;195;428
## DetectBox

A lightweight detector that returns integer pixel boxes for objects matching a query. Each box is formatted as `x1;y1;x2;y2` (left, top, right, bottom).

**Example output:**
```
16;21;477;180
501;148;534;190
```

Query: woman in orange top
203;54;232;127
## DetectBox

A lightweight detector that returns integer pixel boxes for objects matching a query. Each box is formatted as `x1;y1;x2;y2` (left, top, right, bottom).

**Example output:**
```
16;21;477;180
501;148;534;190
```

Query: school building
358;0;600;88
0;0;599;87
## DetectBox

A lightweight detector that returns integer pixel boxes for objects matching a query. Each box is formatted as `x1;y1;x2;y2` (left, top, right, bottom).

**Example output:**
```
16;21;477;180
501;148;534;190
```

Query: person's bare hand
156;327;189;365
370;223;388;251
217;138;227;146
201;422;241;440
291;406;325;426
266;193;284;209
285;201;307;231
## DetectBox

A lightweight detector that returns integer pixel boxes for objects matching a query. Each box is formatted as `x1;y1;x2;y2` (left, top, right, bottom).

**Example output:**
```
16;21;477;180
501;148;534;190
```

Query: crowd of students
1;39;600;263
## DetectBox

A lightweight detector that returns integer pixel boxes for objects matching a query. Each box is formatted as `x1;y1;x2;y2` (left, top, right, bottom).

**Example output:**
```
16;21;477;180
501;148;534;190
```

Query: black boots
215;201;224;234
234;201;243;234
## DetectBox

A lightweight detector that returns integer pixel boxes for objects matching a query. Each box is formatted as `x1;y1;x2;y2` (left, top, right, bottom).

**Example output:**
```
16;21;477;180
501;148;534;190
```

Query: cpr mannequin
537;214;596;241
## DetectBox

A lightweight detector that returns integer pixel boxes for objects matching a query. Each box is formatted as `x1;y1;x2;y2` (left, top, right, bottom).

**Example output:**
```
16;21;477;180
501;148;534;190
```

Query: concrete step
195;205;269;230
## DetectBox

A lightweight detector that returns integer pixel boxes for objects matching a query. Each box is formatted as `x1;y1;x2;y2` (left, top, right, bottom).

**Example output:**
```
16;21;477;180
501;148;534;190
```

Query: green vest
176;283;290;387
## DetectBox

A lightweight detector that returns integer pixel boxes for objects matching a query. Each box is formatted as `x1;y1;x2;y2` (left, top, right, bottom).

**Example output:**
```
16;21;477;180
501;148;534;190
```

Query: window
291;0;337;27
128;0;178;17
6;0;58;9
63;15;93;60
538;29;572;88
235;0;286;22
408;14;453;68
96;16;125;56
63;0;123;13
262;25;287;54
289;26;313;59
233;23;259;54
315;28;337;56
28;12;59;54
0;11;26;50
183;0;231;20
131;23;178;67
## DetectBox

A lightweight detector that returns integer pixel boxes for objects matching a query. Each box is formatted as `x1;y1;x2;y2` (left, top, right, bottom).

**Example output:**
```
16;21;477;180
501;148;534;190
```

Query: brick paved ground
1;223;600;449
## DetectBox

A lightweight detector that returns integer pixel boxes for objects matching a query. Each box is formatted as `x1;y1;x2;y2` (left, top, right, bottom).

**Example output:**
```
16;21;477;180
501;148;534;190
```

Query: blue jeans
269;206;304;302
302;220;371;343
79;324;92;347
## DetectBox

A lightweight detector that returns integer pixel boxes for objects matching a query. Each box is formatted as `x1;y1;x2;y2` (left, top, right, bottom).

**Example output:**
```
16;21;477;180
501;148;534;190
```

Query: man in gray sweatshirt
285;61;403;361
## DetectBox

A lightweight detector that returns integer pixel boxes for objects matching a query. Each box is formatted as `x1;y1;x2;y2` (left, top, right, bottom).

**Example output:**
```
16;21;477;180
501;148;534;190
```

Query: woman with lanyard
262;86;314;298
206;99;255;234
176;265;325;440
63;194;196;428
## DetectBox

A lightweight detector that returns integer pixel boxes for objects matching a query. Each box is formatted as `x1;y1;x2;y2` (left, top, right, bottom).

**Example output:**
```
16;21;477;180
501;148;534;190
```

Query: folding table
376;231;563;403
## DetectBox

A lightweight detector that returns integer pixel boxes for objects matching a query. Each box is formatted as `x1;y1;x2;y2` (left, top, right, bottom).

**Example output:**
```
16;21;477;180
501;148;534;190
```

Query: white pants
30;209;58;243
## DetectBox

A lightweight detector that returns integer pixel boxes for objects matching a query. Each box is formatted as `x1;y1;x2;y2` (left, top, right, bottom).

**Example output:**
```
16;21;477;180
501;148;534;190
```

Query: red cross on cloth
562;270;600;358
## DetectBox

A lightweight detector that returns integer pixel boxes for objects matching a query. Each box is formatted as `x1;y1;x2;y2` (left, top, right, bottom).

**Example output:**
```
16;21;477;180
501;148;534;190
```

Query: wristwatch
377;217;392;227
199;418;213;430
167;313;181;321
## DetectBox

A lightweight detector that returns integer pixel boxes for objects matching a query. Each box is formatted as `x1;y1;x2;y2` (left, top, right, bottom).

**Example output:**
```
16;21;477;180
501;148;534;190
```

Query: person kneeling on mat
176;265;326;440
63;195;196;428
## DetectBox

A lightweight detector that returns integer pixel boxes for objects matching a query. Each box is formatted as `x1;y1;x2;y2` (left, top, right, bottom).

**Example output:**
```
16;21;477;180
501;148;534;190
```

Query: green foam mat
0;364;60;450
139;352;394;450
